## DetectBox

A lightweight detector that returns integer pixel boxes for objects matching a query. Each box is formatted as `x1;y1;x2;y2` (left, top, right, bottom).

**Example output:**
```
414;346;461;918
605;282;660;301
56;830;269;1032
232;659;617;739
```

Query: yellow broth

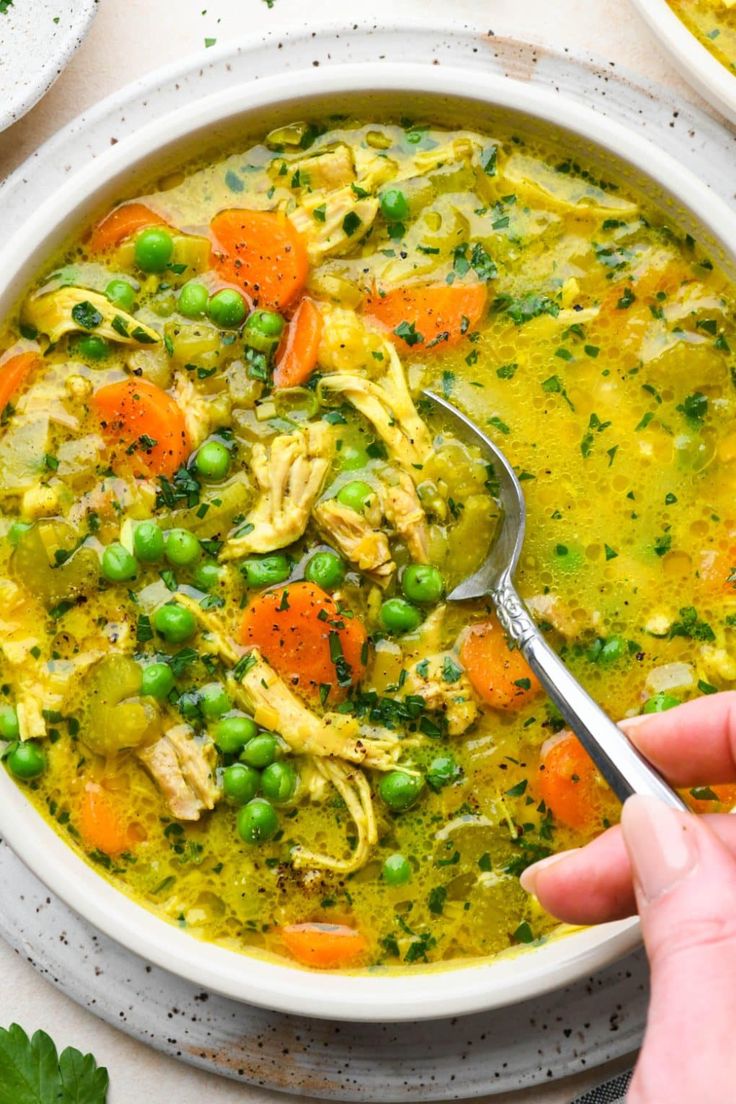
1;117;735;972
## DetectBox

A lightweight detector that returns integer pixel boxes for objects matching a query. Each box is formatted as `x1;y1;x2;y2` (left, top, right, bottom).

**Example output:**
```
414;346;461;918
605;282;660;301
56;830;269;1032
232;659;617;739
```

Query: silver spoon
423;389;687;811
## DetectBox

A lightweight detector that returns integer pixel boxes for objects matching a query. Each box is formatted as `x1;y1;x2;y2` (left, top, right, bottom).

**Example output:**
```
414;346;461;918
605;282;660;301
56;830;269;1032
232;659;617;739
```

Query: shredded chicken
171;372;211;449
68;476;157;528
402;651;479;736
220;423;332;561
316;305;387;373
292;757;378;874
319;341;432;473
232;650;402;770
313;498;395;587
24;287;160;346
289;145;355;192
381;469;430;562
137;723;219;821
526;593;601;638
171;597;409;873
173;592;243;665
0;579;101;740
290;186;378;261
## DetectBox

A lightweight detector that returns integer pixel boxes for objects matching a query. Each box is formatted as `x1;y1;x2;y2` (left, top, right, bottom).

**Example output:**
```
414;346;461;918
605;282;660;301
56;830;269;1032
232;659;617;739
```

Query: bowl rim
1;59;733;1021
629;0;736;123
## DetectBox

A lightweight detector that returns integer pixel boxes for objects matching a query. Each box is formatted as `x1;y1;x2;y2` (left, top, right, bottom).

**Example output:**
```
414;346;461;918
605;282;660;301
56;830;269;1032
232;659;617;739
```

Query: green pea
199;681;231;719
105;279;136;311
75;334;109;361
194;440;230;481
177;282;209;319
643;692;680;714
141;662;174;699
101;542;137;582
223;763;260;805
380;598;422;635
401;564;443;604
134;520;165;563
379;770;423;812
153;603;196;643
0;704;19;740
427;754;460;792
241;733;279;769
382;853;411;886
261;760;297;803
164;528;200;567
243;310;285;352
241;554;290;588
7;741;45;780
7;520;32;548
214;714;258;754
336;480;374;513
337;442;370;471
193;560;221;591
237;798;279;843
305;550;345;590
134;227;174;273
208;288;247;328
380;188;410;223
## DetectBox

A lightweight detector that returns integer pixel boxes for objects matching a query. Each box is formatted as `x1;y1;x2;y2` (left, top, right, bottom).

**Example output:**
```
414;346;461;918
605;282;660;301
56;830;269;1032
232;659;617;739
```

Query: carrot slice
210;209;309;311
273;297;324;389
537;732;607;830
89;202;167;253
688;783;736;814
92;378;191;478
281;922;368;968
364;284;487;351
78;783;133;856
0;351;40;414
460;617;540;711
239;581;367;703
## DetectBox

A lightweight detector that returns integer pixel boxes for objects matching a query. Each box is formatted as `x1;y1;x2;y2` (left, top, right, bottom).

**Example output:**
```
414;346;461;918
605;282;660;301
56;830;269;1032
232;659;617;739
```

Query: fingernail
618;714;652;732
519;849;579;895
621;794;698;903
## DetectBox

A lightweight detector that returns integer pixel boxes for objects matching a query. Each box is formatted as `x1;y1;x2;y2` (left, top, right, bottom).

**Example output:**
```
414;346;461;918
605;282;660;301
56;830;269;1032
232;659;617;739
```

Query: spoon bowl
423;388;687;812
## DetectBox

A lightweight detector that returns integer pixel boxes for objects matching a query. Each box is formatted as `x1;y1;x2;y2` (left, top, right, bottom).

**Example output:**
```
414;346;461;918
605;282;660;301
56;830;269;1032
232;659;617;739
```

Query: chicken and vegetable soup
667;0;736;72
1;117;735;972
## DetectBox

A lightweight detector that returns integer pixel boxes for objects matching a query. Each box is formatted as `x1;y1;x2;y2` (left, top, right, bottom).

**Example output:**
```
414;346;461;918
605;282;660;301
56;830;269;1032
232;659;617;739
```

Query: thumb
622;795;736;1104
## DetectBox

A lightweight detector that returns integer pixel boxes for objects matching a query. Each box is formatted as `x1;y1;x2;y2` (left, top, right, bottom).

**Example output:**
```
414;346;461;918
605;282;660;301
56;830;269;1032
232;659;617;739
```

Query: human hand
521;694;736;1104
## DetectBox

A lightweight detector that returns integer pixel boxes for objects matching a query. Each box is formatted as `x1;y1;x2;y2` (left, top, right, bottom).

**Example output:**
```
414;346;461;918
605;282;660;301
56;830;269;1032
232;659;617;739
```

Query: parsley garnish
71;301;103;330
0;1023;109;1102
393;320;423;347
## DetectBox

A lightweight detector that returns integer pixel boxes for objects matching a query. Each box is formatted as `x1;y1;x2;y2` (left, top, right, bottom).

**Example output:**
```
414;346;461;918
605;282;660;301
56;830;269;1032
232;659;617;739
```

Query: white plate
630;0;736;123
0;51;735;1024
0;0;97;133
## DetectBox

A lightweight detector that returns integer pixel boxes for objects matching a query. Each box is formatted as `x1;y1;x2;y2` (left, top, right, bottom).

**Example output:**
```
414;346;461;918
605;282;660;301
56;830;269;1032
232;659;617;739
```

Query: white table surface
0;0;702;1100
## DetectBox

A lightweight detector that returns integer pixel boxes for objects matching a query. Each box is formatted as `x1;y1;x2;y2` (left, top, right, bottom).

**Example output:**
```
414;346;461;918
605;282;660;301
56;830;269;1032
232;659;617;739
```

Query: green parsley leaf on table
0;1023;109;1104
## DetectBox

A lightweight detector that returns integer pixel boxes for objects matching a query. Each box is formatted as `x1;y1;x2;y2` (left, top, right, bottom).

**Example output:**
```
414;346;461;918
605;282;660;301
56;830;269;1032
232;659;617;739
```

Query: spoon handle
491;577;688;811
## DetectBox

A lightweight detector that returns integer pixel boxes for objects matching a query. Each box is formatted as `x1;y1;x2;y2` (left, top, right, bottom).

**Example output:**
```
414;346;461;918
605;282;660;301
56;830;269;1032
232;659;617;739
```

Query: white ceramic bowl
630;0;736;123
1;62;735;1022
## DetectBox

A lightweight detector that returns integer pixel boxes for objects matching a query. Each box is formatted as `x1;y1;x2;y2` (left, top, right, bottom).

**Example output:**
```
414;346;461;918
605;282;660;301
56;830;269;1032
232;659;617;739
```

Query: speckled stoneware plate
0;0;97;133
1;16;735;1095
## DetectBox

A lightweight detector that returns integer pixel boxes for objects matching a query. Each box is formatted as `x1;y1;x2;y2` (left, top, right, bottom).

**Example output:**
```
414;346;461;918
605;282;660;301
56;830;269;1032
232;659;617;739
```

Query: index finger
621;691;736;786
